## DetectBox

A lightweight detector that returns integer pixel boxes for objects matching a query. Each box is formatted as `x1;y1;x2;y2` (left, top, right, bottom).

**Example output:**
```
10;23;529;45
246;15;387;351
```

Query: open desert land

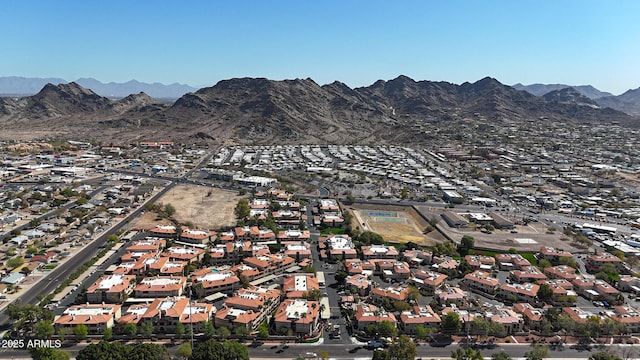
134;185;243;230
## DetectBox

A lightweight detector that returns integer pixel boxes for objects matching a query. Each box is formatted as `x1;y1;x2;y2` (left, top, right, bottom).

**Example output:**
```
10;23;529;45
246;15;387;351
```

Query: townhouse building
499;282;540;305
538;246;573;265
494;253;531;271
399;305;441;334
353;303;397;331
133;276;187;298
513;303;544;331
273;299;320;336
215;286;281;331
283;274;320;299
86;274;136;303
463;270;499;296
191;269;240;297
345;274;371;296
410;269;447;295
510;266;547;283
371;285;410;304
585;252;624;274
55;304;121;335
436;286;467;307
544;265;578;281
164;246;205;264
464;255;496;270
122;297;215;334
361;245;399;260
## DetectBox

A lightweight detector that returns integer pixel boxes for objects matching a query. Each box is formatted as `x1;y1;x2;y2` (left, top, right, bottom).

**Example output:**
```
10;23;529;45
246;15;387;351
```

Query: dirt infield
134;185;243;230
348;203;436;245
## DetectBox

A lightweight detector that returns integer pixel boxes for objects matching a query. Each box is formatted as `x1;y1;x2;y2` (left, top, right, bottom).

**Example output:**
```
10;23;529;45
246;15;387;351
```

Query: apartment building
133;276;187;298
86;274;136;303
55;304;121;335
273;299;320;336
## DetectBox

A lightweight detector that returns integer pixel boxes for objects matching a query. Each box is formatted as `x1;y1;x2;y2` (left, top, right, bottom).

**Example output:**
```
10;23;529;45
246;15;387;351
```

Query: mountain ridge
513;83;614;99
0;76;196;99
0;76;637;146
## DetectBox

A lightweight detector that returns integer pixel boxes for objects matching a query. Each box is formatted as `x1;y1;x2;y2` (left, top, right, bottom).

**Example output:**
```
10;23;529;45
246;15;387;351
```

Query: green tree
175;343;192;359
357;231;385;245
103;327;113;341
164;203;176;217
6;256;24;269
257;321;270;339
34;320;55;338
74;324;88;340
191;340;249;360
124;322;137;338
175;322;185;338
525;345;549;360
29;347;71;360
415;325;432;340
76;342;129;360
556;314;575;340
471;317;490;340
461;235;475;249
234;326;249;339
537;283;554;303
537;259;552;269
130;343;170;360
388;334;417;360
6;302;54;336
589;352;622;360
558;256;579;269
378;320;397;338
442;312;462;336
218;326;231;338
401;187;409;199
452;348;484;360
139;320;154;338
303;289;323;301
392;301;412;311
407;286;421;303
203;320;216;339
491;351;512;360
234;199;250;220
372;350;391;360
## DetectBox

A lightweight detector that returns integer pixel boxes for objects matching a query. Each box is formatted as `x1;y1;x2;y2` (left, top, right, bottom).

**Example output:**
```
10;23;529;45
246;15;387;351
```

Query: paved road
0;341;633;359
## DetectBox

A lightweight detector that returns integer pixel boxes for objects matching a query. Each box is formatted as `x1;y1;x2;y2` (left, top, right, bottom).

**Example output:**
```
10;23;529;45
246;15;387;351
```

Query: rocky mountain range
0;76;196;99
514;82;640;117
512;83;613;99
596;88;640;117
0;76;638;146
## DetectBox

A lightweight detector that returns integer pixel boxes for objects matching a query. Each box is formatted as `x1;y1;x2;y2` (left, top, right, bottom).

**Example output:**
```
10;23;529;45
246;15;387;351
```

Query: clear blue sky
1;0;639;94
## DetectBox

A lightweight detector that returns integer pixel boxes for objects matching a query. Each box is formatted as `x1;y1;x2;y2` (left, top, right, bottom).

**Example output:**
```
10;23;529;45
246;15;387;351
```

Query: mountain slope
0;77;637;145
0;76;67;95
75;78;196;99
513;83;613;99
596;88;640;117
542;87;599;107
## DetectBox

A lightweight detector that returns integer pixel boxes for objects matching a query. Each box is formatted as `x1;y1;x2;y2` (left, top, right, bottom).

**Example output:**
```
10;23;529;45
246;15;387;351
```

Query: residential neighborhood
2;139;640;360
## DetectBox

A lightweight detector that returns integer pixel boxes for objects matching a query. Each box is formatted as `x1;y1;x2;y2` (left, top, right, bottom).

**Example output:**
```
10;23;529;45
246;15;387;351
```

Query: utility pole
188;287;194;350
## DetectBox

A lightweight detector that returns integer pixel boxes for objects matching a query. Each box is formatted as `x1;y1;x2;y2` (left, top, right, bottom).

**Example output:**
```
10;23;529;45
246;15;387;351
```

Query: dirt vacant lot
134;185;243;230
